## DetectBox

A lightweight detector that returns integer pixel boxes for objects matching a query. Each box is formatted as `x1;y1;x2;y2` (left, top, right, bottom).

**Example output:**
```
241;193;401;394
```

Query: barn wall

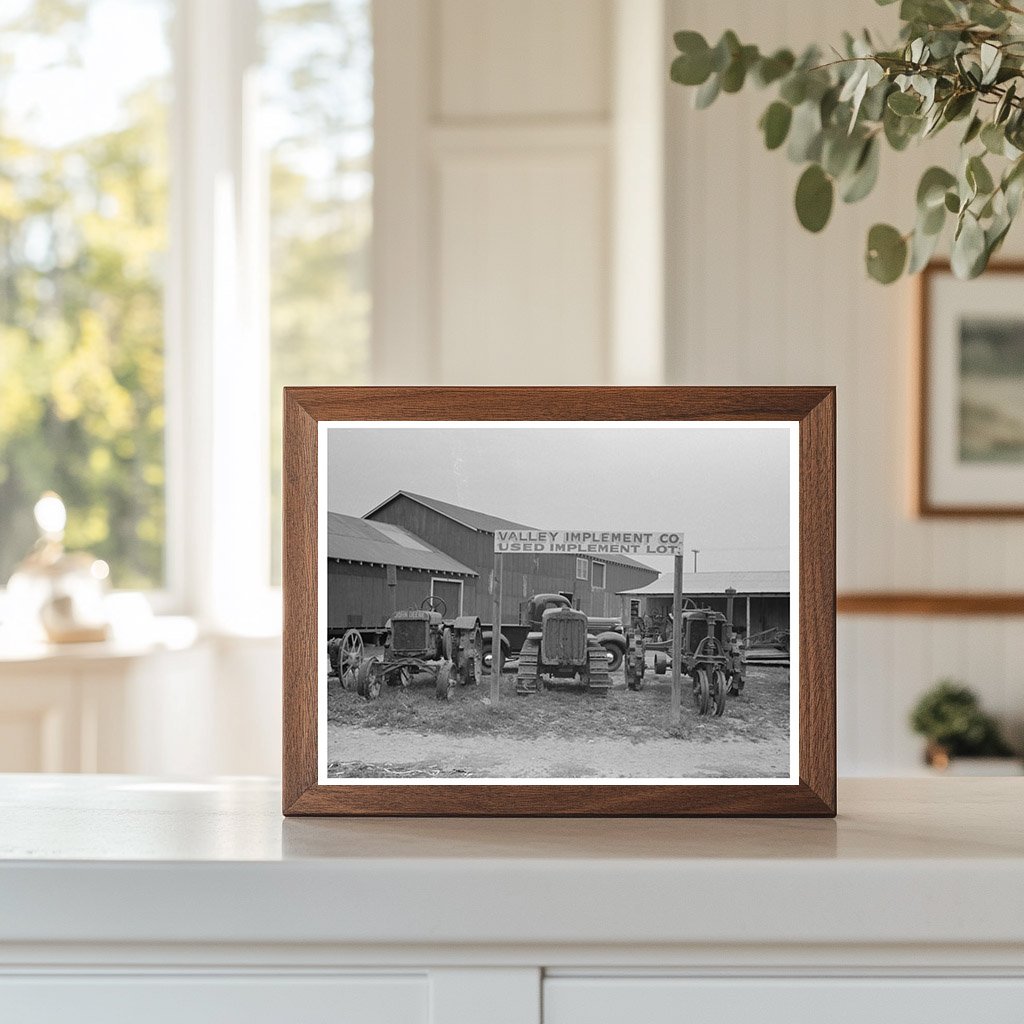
326;561;467;629
367;496;490;615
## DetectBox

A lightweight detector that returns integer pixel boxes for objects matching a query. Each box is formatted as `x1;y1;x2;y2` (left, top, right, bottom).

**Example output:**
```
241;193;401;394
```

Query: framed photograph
918;261;1024;516
283;387;835;816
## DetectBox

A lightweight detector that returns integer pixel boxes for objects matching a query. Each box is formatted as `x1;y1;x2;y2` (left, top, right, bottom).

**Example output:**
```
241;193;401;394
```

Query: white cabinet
0;975;428;1024
1;778;1022;1024
545;977;1024;1024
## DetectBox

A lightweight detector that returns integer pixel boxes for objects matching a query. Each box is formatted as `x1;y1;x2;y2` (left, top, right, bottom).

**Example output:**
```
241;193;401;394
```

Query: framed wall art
918;261;1024;517
282;387;836;816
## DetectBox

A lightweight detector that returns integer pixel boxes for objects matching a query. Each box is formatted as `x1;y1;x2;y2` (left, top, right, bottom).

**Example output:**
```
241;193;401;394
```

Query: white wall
664;0;1024;771
373;0;666;385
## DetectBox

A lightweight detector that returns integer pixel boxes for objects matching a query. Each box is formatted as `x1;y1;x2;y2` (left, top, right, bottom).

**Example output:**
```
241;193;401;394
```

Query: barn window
592;560;606;590
575;557;589;581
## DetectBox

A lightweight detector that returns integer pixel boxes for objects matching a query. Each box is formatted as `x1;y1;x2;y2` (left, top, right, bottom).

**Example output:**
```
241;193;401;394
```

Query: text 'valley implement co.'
494;531;685;556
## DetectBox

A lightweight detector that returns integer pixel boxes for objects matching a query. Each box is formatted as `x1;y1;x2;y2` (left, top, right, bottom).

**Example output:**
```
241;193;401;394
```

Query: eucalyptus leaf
952;212;987;278
866;223;908;283
981;122;1005;155
917;166;957;210
795;164;834;232
694;73;721;109
842;137;881;203
754;49;795;87
908;221;942;273
779;73;807;106
787;101;823;162
760;101;793;150
967;154;995;195
888;90;921;115
962;115;983;145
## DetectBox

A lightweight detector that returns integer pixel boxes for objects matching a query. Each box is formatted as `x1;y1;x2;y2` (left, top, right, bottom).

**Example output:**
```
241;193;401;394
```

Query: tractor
515;603;613;696
673;607;745;716
355;596;484;702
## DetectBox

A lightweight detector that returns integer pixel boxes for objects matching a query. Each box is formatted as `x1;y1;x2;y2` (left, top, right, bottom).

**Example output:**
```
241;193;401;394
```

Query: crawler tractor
515;604;612;696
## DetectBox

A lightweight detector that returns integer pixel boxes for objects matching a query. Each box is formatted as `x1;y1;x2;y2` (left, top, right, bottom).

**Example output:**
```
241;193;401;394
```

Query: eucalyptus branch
670;0;1024;283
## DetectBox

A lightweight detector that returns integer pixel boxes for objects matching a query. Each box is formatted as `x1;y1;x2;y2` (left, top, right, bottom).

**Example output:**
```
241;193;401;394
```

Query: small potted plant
910;680;1020;773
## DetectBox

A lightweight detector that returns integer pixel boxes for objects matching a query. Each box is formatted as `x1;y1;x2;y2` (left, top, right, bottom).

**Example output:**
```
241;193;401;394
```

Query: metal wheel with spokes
711;667;728;717
356;657;382;701
337;629;363;676
692;667;710;716
435;661;454;701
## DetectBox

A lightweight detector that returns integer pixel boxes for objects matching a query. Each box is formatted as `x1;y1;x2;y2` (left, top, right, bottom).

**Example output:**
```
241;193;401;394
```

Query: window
575;557;589;581
262;0;372;581
0;1;373;620
0;0;172;589
592;560;606;590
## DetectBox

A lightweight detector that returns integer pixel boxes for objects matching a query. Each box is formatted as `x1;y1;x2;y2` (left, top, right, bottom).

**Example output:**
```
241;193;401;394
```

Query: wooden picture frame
283;387;836;817
917;261;1024;517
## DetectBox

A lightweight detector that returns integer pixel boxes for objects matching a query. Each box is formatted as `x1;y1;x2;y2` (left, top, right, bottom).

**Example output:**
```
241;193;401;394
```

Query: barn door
430;578;463;618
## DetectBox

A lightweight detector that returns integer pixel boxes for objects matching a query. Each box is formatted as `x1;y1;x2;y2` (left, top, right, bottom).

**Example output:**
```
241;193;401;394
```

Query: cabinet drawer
0;974;427;1024
545;977;1024;1024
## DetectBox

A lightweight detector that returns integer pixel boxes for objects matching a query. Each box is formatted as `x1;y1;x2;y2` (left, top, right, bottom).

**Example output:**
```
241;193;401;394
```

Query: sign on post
490;531;685;722
494;531;685;556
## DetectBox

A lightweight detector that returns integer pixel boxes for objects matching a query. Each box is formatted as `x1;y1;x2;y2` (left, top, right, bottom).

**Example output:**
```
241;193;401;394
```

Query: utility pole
691;549;700;573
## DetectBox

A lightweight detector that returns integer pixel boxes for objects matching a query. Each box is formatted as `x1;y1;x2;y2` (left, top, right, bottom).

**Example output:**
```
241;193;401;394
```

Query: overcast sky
326;425;792;573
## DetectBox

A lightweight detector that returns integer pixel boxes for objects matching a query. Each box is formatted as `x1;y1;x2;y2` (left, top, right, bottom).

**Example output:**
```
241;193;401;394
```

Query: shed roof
618;570;790;597
326;513;477;576
365;490;658;574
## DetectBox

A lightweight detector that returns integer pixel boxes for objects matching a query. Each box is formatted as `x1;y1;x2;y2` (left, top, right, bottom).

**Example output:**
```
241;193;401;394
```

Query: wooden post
746;595;751;638
670;550;683;727
490;551;503;704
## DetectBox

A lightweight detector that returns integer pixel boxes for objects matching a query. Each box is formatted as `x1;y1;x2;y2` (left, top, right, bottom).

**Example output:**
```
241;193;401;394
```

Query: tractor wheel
586;641;612;696
692;667;710;716
482;633;506;675
516;636;540;695
710;667;728;717
653;652;668;676
356;657;382;701
327;637;342;676
397;666;413;688
727;673;745;697
337;629;363;677
601;640;624;673
459;625;483;686
435;661;454;701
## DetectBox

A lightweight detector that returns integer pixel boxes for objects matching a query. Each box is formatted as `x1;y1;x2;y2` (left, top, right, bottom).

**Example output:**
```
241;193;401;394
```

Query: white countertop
1;776;1022;951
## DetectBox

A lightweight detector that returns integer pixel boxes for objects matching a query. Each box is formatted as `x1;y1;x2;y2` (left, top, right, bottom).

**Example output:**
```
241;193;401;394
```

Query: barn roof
618;570;790;597
326;513;477;576
365;490;657;573
366;490;531;533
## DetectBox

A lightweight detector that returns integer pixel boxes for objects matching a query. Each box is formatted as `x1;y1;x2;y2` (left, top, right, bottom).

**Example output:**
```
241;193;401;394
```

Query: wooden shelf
838;592;1024;616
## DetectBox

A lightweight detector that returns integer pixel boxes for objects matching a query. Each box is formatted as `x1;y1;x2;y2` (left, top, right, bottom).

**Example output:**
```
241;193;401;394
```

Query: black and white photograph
318;422;797;784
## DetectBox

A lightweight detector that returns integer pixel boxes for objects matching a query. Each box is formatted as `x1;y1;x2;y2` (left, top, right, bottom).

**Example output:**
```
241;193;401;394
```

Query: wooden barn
365;490;659;621
617;570;790;639
326;513;477;630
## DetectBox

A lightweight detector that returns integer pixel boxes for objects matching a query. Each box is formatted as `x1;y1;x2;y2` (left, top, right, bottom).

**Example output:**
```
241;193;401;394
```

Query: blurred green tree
0;0;170;588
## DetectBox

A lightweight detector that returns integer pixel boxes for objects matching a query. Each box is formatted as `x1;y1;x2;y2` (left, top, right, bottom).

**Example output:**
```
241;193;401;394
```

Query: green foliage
909;680;1015;756
0;3;168;587
670;0;1024;283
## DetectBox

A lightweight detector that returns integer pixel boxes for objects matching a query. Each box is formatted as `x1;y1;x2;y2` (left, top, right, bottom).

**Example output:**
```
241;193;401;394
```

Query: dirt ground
326;661;791;780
